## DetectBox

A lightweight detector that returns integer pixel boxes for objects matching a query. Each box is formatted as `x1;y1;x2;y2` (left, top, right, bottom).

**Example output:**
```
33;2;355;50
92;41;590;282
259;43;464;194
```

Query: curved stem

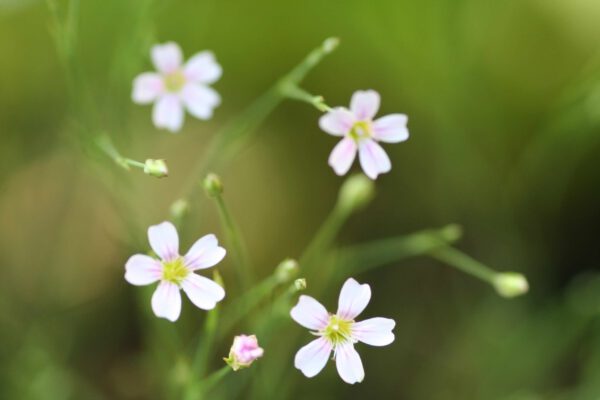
174;37;340;216
212;193;252;289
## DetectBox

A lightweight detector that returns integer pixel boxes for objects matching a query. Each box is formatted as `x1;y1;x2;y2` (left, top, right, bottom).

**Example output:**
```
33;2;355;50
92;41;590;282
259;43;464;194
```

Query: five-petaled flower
125;221;226;322
290;278;396;384
132;42;222;132
319;90;409;179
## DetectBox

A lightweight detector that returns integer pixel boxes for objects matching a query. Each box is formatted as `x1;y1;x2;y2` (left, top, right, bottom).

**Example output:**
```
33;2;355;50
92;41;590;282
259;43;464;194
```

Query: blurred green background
2;0;600;399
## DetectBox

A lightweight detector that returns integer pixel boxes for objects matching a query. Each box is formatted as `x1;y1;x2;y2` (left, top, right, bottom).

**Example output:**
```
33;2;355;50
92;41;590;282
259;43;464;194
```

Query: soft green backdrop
1;0;600;399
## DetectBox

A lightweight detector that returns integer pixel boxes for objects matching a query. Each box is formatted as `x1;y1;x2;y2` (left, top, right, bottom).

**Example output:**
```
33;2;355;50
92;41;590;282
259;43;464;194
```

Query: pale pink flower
132;42;222;132
125;221;226;322
225;334;264;371
319;90;409;179
290;278;395;384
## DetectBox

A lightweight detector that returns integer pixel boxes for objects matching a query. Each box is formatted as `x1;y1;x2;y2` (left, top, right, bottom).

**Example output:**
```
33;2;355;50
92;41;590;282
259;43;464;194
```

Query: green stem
213;194;252;289
336;224;463;277
94;134;145;171
183;365;231;400
202;365;231;393
280;83;332;112
218;258;298;336
218;275;279;335
175;37;340;214
184;272;223;400
299;205;347;275
430;245;497;284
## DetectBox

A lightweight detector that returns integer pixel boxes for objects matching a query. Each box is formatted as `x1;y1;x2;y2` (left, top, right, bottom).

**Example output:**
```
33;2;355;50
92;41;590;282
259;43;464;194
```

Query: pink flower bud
225;334;264;371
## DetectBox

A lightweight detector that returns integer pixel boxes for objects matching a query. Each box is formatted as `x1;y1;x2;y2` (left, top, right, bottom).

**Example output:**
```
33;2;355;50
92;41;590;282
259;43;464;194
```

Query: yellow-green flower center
349;121;372;142
323;315;353;345
164;71;186;92
162;257;189;285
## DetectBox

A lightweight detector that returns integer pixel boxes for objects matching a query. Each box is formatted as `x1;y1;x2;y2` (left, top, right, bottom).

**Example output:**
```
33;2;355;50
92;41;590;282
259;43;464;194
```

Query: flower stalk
176;37;341;215
431;245;529;298
203;173;252;289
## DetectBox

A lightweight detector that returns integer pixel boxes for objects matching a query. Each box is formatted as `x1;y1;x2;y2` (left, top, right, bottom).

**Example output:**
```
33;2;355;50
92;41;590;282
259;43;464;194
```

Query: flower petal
148;221;179;261
152;94;184;132
294;337;332;378
335;342;364;384
151;42;183;74
181;84;221;120
290;295;329;330
350;90;380;121
151;281;182;322
319;107;355;136
184;234;226;270
372;114;409;143
184;51;222;84
181;273;225;310
132;73;164;104
124;254;162;286
328;137;357;176
337;278;371;320
352;317;395;346
358;139;391;180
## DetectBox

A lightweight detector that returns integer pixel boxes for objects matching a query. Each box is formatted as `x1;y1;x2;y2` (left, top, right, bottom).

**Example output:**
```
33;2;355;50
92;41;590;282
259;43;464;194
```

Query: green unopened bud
169;199;189;221
294;278;307;291
143;159;168;178
323;37;340;53
337;174;375;215
203;173;223;197
493;272;529;298
275;259;299;283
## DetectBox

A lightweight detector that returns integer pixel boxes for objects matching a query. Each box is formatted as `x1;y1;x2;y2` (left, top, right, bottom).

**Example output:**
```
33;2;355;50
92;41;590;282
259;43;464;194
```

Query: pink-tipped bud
225;334;264;371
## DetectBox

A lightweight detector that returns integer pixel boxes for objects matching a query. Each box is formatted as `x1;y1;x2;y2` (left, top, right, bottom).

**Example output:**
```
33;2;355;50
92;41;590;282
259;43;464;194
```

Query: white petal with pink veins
184;51;222;84
372;114;409;143
319;107;355;136
184;234;226;270
181;273;225;310
148;221;179;261
294;337;333;378
153;94;184;132
290;295;330;330
328;137;357;176
350;90;380;121
151;281;182;322
335;342;364;384
151;42;183;74
125;254;162;285
132;73;164;104
337;278;371;320
352;317;396;346
358;139;391;179
181;84;221;120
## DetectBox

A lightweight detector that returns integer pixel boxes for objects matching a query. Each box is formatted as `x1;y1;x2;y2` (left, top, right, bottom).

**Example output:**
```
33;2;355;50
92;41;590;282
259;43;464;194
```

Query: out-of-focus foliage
1;0;600;399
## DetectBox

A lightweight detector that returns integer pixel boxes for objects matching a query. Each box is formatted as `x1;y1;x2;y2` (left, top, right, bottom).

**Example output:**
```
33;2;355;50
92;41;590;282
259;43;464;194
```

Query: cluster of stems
46;1;529;398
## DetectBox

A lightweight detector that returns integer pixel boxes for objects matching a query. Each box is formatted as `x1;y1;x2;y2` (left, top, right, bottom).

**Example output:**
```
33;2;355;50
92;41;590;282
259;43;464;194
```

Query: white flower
319;90;409;179
132;42;222;132
125;221;226;322
290;278;396;384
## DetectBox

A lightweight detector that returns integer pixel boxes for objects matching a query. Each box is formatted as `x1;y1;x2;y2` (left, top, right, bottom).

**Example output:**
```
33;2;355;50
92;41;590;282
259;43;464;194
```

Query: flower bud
203;173;223;197
275;259;299;283
337;174;375;215
143;159;168;178
169;199;189;221
294;278;307;291
224;334;264;371
323;37;340;53
493;272;529;298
